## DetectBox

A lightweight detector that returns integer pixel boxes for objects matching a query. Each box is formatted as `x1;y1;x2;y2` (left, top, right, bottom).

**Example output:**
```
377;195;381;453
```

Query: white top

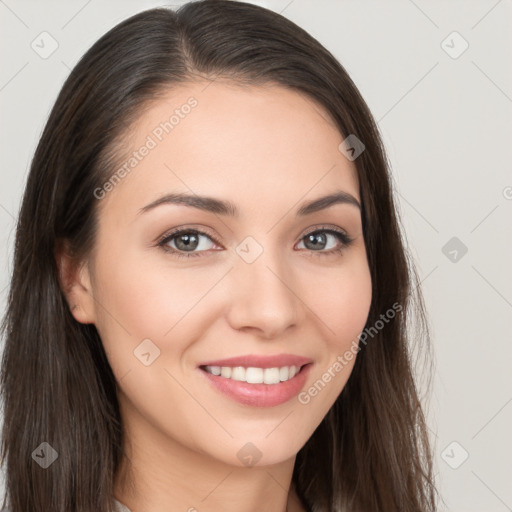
114;498;132;512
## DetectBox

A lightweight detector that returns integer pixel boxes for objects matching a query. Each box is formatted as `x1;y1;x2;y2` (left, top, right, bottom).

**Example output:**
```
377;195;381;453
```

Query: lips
198;361;313;407
197;353;313;369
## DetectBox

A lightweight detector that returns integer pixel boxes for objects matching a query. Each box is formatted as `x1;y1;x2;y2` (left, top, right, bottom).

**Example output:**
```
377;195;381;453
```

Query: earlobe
54;238;96;325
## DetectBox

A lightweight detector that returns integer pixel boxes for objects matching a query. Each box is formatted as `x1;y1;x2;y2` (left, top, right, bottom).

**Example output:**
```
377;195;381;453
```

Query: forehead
98;80;360;219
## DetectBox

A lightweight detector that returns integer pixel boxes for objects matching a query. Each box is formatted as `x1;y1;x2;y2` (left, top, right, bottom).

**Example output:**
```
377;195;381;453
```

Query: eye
296;226;353;256
157;225;354;260
157;228;220;259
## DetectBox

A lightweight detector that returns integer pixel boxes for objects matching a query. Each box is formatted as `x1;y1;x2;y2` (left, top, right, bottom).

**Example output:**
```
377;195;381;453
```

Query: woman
0;1;438;511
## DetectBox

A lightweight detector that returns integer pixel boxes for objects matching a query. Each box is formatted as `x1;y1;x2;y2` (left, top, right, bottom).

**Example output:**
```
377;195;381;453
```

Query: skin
57;80;372;512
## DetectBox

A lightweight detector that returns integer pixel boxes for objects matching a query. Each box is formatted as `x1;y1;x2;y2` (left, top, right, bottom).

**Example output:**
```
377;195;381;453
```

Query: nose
225;250;303;340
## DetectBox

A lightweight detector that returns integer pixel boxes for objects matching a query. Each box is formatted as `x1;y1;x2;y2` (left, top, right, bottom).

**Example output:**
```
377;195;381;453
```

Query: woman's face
72;80;372;468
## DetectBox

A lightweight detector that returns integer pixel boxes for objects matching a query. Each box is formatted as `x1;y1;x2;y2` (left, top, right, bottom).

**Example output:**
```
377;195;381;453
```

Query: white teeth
204;365;301;384
220;366;232;378
264;367;280;384
231;366;246;381
209;365;221;376
245;367;263;384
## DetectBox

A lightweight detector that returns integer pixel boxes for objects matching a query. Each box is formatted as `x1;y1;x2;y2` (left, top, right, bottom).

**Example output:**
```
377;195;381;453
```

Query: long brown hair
0;1;438;510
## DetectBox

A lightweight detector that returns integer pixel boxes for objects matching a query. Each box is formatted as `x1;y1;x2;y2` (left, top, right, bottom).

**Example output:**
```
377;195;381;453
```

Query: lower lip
198;364;313;407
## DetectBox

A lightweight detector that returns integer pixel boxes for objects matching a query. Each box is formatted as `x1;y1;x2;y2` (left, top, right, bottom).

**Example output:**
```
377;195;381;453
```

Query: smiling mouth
199;363;310;385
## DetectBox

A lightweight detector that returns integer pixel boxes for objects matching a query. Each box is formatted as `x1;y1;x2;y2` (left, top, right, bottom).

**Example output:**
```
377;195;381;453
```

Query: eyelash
156;225;354;260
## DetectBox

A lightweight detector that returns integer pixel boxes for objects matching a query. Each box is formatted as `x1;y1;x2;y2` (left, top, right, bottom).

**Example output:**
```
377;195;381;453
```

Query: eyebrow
137;190;361;217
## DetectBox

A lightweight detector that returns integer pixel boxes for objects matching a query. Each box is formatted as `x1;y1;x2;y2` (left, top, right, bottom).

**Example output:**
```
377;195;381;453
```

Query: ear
55;238;96;325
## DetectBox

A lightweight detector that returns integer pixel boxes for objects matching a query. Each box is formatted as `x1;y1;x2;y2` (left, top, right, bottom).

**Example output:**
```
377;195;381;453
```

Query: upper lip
198;353;313;369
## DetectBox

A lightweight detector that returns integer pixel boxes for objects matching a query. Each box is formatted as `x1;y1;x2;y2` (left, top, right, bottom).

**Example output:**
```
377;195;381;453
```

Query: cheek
91;246;226;359
303;255;372;350
294;257;371;419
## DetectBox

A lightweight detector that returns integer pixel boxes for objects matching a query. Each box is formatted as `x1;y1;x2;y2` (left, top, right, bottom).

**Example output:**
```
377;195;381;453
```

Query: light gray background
1;1;511;511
